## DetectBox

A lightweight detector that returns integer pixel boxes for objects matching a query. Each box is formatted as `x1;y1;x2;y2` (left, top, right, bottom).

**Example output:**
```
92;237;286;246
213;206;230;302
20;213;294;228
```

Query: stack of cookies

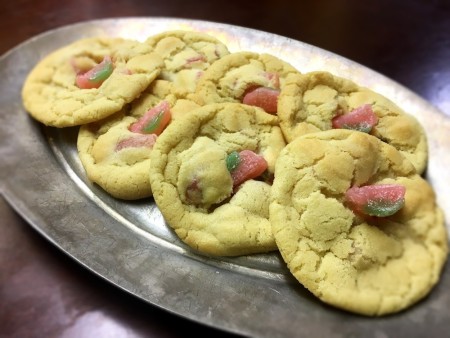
21;29;448;317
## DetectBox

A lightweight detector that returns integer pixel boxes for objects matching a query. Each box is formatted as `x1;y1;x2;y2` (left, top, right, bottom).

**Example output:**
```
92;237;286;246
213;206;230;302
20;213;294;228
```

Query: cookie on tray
77;80;200;200
277;71;428;173
149;102;286;256
22;37;164;127
193;51;301;115
145;30;230;99
269;129;448;316
130;79;201;121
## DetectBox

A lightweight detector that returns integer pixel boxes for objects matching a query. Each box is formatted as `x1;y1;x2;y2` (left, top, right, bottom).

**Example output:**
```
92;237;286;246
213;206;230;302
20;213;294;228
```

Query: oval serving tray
1;17;449;338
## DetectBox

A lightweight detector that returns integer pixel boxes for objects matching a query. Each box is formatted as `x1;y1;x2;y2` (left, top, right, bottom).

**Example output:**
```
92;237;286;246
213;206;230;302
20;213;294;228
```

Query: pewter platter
1;17;449;337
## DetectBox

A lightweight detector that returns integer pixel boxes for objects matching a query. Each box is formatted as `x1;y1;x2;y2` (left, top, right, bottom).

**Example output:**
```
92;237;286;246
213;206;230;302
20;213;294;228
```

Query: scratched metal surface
0;18;449;337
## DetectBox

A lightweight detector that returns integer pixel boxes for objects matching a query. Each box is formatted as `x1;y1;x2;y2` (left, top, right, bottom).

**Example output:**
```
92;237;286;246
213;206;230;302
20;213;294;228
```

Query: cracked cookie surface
77;111;155;200
22;37;164;127
77;80;200;200
269;129;448;316
193;51;300;112
149;102;286;256
145;30;230;99
277;71;428;173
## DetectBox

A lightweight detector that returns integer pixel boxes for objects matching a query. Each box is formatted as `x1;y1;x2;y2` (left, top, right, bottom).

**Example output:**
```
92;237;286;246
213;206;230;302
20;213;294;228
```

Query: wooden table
1;1;449;337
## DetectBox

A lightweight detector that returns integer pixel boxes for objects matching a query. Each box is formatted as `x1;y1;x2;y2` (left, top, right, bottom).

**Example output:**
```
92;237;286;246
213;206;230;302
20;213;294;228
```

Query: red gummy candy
129;101;171;135
242;87;280;114
345;184;406;217
115;134;157;151
332;104;378;133
230;150;268;188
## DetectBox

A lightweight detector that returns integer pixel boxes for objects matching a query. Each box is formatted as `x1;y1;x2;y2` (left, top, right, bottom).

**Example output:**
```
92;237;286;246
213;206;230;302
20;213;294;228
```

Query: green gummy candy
364;198;405;217
226;151;240;172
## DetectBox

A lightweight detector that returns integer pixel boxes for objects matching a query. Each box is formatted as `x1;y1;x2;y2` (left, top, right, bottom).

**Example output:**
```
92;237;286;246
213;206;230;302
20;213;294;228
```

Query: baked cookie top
129;79;201;121
77;111;156;200
145;30;230;99
149;102;286;256
193;51;300;114
77;80;200;200
22;37;164;127
270;129;448;316
277;71;428;173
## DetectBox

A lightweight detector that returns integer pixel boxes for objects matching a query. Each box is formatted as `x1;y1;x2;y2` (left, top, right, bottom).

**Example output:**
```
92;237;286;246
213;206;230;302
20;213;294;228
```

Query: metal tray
1;17;449;338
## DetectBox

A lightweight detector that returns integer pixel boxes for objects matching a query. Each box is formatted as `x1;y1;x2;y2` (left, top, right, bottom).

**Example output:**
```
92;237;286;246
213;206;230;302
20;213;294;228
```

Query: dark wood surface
1;1;449;337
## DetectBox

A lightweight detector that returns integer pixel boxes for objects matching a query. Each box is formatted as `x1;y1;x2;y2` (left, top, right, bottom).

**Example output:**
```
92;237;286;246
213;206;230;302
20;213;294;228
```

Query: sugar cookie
270;129;448;316
277;71;428;173
193;51;300;114
22;37;164;127
149;102;286;256
145;30;230;99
